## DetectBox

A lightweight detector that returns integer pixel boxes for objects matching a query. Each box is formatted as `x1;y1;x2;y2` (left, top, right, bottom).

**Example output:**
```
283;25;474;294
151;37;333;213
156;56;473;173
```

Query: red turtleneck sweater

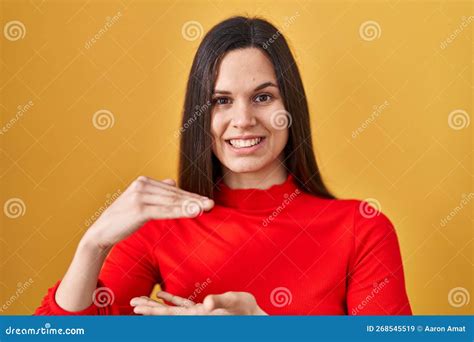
35;175;412;315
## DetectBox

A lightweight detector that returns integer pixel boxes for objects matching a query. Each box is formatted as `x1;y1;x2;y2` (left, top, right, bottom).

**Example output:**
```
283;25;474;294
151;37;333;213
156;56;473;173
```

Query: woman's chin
224;159;268;174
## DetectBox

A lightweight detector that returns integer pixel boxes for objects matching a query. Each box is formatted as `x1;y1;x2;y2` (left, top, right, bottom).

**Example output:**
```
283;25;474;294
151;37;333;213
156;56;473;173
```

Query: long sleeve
34;220;162;315
346;201;412;315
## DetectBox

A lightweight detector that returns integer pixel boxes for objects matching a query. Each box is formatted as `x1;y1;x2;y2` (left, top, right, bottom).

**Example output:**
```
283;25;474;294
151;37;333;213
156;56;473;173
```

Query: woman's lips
225;137;266;155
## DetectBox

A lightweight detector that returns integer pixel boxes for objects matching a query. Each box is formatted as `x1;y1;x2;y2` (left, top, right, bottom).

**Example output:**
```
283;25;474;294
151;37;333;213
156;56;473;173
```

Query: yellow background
1;0;472;315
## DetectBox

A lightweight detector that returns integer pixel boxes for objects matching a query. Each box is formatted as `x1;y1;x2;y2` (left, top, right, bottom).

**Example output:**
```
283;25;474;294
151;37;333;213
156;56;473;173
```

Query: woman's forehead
213;48;277;93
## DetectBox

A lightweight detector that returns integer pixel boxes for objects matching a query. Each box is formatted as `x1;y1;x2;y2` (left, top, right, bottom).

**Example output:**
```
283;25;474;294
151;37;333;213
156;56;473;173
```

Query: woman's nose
231;102;257;128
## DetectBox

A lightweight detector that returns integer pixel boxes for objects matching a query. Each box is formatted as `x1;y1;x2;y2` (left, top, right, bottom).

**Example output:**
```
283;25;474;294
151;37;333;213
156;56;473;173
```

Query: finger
130;296;165;308
133;305;169;315
210;308;232;315
203;293;239;311
141;181;207;202
156;291;195;307
142;177;208;200
140;193;214;211
143;200;214;220
161;178;176;187
178;197;214;215
142;204;198;219
133;304;193;316
130;176;208;202
191;303;210;315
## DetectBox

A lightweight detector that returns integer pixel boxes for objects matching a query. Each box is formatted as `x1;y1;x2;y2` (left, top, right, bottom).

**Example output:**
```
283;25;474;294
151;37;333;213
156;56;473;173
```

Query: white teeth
229;137;263;148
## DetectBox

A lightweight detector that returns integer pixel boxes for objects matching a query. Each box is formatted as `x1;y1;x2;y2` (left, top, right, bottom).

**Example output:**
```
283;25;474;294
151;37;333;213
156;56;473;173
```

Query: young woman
35;16;412;316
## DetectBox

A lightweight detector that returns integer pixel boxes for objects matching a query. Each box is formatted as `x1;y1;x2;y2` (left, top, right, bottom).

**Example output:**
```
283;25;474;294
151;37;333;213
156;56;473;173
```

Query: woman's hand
130;291;268;315
83;176;214;251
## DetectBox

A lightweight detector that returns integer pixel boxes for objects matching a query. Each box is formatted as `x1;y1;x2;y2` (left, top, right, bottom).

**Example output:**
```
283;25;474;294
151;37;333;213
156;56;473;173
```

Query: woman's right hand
82;176;214;251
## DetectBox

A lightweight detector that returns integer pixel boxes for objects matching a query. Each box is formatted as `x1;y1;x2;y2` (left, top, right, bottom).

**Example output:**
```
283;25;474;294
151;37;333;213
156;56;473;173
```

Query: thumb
203;292;238;311
161;178;177;187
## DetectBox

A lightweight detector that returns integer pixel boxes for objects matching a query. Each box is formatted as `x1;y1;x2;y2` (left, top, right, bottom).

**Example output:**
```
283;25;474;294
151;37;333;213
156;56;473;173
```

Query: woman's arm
35;219;160;315
53;235;111;312
35;176;214;315
346;200;412;315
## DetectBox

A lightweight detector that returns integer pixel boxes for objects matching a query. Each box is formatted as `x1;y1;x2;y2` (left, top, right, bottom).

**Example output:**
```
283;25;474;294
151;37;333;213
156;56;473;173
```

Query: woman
35;16;412;315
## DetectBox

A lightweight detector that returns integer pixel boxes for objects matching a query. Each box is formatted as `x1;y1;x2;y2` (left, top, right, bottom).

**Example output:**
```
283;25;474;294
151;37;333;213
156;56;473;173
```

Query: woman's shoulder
307;193;391;217
336;198;397;240
300;194;395;231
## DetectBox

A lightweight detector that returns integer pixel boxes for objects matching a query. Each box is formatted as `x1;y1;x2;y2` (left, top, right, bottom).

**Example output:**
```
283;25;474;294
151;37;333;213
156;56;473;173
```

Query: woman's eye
254;94;272;103
213;97;231;105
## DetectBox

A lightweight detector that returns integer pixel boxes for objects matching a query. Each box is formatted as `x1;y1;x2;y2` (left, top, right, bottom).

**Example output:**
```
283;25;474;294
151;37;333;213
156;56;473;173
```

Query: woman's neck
221;158;288;190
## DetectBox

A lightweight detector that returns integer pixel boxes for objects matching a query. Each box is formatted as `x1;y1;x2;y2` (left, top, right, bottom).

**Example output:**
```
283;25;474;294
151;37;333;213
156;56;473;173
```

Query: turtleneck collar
213;173;300;211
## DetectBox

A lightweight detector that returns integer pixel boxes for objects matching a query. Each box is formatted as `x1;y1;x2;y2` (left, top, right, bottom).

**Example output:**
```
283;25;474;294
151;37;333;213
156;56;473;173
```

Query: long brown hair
178;16;335;200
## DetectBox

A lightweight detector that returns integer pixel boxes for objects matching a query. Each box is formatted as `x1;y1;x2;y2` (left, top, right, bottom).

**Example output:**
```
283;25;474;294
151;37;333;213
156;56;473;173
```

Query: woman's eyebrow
253;81;278;92
213;81;278;95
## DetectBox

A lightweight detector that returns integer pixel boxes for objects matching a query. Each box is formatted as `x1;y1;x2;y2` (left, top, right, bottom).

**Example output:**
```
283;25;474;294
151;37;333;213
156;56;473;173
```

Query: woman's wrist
80;228;112;255
74;236;111;274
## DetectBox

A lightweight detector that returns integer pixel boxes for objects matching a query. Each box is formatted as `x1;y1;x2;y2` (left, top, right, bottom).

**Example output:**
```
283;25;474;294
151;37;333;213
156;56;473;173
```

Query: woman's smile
224;136;266;154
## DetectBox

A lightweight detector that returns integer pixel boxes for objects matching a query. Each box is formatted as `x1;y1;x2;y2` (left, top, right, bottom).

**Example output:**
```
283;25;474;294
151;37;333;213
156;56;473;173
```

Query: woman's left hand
130;291;268;315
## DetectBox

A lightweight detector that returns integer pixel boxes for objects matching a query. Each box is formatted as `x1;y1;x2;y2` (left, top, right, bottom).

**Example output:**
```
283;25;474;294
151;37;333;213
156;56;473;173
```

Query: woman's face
210;47;289;175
